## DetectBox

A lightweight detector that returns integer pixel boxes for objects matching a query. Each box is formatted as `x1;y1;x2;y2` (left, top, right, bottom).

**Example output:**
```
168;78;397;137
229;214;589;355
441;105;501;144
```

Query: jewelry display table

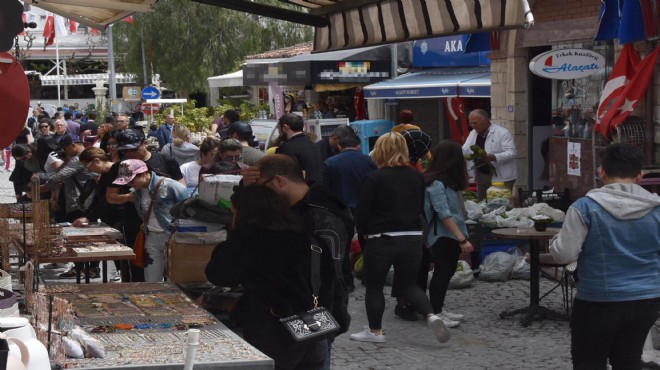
38;282;273;369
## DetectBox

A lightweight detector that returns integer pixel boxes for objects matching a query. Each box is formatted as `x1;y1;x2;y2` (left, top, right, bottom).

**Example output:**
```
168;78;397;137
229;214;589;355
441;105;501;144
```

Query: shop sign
529;48;605;79
314;60;390;83
413;36;490;68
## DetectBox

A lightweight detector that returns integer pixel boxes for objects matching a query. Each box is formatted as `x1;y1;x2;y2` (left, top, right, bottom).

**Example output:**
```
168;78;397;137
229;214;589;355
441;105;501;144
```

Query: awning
40;72;137;86
207;70;243;88
24;0;156;30
243;45;391;86
363;67;490;99
193;0;534;52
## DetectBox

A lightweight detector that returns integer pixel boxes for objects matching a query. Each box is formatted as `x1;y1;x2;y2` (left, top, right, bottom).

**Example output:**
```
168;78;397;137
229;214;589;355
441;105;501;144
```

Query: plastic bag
484;199;509;213
481;206;506;228
509;247;530;280
464;200;483;221
449;260;474;289
478;251;516;281
529;203;566;222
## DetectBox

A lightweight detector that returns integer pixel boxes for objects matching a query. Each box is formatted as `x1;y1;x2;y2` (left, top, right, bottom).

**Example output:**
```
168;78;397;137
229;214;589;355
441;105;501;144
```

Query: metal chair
538;253;575;316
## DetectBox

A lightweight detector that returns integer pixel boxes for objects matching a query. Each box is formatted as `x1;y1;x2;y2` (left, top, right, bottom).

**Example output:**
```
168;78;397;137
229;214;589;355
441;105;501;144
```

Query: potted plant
530;214;555;232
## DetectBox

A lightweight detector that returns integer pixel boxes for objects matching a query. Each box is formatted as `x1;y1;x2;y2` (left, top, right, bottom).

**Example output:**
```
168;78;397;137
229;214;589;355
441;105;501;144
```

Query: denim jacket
133;173;189;232
424;180;468;247
550;183;660;302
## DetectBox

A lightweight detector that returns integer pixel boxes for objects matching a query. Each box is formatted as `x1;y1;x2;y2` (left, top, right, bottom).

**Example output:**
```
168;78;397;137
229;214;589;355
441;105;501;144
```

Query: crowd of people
8;103;655;370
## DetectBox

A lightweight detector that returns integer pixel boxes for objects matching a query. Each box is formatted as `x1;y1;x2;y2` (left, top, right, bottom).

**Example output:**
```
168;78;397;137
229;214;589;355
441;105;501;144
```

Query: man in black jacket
276;113;324;184
243;154;353;368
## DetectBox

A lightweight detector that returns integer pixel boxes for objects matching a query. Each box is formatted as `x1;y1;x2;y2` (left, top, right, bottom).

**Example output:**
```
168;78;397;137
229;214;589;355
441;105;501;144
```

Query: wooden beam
193;0;329;28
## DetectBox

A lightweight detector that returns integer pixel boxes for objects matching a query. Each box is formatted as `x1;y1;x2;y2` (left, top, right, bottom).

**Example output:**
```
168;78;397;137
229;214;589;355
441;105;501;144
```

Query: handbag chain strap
309;237;322;308
143;178;165;230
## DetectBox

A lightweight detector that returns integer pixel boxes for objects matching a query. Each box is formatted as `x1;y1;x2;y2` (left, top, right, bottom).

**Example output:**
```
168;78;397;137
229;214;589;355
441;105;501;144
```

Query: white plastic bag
464;200;483;221
449;260;474;289
481;206;506;228
529;203;566;222
510;248;530;280
478;252;516;281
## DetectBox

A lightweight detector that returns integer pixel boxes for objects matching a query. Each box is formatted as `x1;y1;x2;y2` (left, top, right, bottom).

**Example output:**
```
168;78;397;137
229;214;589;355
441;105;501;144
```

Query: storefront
363;35;491;144
242;45;392;119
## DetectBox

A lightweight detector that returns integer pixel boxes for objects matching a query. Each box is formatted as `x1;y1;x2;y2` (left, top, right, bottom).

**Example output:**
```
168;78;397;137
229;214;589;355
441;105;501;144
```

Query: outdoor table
38;245;135;284
492;227;566;326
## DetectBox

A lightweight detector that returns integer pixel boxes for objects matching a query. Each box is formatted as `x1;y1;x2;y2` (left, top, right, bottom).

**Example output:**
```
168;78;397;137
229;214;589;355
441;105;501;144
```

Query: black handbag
279;240;340;344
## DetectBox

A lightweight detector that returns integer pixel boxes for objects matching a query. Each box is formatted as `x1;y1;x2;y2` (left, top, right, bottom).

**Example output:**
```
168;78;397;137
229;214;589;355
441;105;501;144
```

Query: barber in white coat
462;109;517;200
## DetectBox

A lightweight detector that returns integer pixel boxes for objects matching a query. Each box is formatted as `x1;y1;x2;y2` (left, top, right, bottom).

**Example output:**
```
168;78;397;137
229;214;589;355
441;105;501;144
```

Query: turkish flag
43;14;55;46
121;16;134;25
595;44;640;139
599;46;660;136
70;20;77;33
444;97;468;143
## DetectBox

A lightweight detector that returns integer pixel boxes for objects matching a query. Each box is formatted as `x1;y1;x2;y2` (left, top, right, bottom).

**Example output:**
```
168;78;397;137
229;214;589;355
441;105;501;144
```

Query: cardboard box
166;241;215;284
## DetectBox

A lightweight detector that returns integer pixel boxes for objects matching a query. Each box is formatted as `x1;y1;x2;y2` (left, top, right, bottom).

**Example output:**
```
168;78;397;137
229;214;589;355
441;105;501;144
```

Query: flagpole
56;39;61;107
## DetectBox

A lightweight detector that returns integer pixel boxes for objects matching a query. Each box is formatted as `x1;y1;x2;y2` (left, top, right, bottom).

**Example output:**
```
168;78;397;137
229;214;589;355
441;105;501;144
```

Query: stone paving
333;278;573;370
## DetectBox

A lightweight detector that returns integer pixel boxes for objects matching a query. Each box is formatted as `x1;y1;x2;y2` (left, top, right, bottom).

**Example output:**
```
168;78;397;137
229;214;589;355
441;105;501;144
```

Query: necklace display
36;283;268;368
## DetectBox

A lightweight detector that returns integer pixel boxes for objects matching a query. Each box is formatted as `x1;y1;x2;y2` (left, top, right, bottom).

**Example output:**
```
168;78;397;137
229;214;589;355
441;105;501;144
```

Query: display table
38;282;273;369
39;244;135;284
492;227;566;326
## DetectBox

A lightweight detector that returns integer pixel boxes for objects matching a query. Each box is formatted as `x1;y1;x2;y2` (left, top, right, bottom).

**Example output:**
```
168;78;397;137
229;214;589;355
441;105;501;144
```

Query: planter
534;224;548;232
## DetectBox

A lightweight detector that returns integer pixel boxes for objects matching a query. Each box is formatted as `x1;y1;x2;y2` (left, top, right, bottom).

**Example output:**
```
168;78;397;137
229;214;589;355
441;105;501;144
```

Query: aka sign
529;48;605;79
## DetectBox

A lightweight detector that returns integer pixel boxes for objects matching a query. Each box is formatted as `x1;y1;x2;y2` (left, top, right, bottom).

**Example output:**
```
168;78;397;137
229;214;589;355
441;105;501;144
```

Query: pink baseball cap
113;159;148;185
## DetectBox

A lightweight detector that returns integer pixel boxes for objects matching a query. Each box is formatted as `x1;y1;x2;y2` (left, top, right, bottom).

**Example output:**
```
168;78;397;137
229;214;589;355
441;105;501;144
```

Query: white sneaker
441;309;464;321
350;327;386;343
427;315;451;343
436;312;461;328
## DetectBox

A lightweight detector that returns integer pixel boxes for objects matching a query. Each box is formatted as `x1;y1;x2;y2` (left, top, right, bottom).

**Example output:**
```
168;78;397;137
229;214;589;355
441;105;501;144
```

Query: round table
492;227;566;326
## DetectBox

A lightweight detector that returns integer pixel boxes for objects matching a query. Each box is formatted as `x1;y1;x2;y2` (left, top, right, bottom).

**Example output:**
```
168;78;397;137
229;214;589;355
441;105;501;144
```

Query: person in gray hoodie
160;125;200;166
549;143;660;370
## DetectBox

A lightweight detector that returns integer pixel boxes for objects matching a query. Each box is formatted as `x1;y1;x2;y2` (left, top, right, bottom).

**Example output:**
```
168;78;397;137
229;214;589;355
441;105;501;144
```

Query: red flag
121;16;134;25
444;97;468;143
43;15;55;46
595;44;640;139
90;28;101;36
599;46;660;137
69;20;77;33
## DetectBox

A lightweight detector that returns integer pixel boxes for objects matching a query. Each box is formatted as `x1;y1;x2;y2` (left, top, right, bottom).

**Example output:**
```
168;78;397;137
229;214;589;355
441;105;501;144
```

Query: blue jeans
364;235;433;329
571;297;660;370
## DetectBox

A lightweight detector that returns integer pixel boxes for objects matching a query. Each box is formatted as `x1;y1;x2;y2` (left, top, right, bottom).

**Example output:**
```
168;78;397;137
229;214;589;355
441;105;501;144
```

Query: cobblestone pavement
333;278;573;370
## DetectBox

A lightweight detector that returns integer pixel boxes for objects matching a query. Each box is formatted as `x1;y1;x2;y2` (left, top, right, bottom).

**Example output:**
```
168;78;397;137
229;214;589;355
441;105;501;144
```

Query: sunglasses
223;155;243;162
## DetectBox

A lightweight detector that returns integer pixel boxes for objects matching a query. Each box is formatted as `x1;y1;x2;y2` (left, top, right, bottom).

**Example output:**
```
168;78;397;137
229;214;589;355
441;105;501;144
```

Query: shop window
551;42;614;139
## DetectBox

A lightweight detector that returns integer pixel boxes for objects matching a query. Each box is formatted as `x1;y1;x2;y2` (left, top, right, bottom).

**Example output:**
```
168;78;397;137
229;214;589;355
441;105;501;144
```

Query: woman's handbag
279;240;340;344
132;178;165;268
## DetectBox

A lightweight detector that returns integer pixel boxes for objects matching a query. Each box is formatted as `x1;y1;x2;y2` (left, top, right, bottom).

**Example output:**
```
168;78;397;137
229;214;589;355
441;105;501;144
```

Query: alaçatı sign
529;48;605;79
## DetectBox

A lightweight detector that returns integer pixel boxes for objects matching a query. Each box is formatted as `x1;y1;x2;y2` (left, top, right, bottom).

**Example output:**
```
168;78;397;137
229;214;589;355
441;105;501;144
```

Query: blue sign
413;36;490;68
365;85;490;99
141;86;161;100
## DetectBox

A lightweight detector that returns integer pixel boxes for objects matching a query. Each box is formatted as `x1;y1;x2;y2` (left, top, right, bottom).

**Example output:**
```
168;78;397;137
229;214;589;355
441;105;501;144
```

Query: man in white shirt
462;109;517;200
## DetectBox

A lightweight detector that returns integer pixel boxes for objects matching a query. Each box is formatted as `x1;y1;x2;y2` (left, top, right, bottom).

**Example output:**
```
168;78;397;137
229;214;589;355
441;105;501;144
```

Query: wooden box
166;241;215;284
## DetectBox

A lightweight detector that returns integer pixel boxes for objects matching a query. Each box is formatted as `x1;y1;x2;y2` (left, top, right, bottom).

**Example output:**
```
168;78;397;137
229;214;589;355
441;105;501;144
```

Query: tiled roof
246;41;313;60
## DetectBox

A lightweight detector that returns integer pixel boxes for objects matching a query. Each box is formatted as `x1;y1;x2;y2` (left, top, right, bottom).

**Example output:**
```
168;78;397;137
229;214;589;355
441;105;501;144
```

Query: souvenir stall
0;174;271;368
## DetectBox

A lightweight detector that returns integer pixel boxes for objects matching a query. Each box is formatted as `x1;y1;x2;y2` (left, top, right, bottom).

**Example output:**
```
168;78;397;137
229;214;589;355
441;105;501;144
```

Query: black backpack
73;176;97;212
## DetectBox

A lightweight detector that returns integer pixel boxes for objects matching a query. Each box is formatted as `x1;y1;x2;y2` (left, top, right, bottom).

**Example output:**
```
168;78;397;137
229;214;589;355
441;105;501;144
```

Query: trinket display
37;283;270;369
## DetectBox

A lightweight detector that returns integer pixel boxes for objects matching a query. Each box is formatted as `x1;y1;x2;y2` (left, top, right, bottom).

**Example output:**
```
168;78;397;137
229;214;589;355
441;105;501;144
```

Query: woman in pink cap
113;159;189;282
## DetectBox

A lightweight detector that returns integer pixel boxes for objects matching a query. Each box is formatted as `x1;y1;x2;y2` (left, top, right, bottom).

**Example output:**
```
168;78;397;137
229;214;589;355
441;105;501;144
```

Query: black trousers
571;297;660;370
364;235;433;329
428;237;461;314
